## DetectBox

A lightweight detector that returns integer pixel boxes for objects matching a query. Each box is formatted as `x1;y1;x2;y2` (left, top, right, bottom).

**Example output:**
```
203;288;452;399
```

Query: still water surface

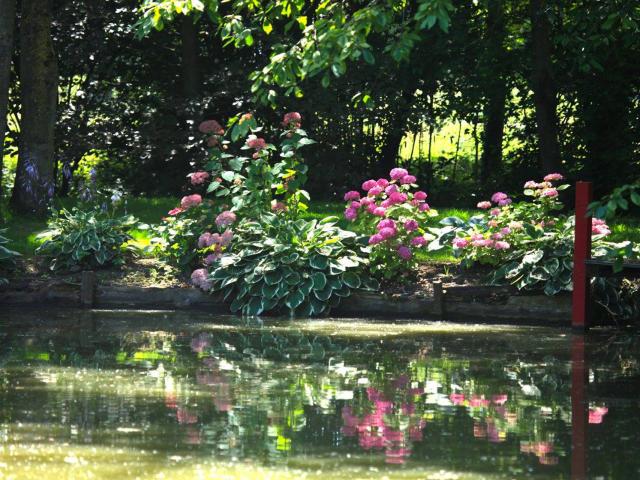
0;310;638;479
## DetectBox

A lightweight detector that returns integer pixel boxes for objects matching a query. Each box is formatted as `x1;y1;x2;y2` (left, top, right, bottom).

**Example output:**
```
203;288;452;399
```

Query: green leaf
523;250;544;265
221;171;235;182
265;270;283;285
285;289;305;309
228;157;245;171
342;271;361;288
310;254;329;270
311;271;327;290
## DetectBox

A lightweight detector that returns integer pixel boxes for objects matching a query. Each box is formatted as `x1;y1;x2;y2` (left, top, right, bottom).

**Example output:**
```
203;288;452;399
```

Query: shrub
342;168;438;280
0;230;21;284
437;174;639;297
36;207;137;270
175;112;375;317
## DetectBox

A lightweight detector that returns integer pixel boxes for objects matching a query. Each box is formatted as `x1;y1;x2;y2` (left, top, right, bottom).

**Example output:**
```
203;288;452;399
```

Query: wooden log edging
0;278;571;324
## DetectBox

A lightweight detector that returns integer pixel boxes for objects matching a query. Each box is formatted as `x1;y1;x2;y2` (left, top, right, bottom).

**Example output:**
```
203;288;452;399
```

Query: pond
0;310;638;479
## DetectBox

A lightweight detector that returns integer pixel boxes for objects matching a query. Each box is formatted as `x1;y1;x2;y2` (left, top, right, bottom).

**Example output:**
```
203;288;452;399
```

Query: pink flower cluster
215;210;237;228
198;229;234;264
246;134;266;151
453;233;510;250
344;169;430;261
190;171;210;186
524;173;565;198
282;112;302;129
592;218;611;236
191;268;211;290
198;120;225;135
477;192;512;209
181;194;202;209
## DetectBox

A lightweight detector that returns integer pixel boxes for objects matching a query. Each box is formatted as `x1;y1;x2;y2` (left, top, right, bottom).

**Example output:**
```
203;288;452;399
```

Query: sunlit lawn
2;196;638;266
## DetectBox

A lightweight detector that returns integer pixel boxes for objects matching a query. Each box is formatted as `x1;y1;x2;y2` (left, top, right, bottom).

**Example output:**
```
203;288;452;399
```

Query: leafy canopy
136;0;454;102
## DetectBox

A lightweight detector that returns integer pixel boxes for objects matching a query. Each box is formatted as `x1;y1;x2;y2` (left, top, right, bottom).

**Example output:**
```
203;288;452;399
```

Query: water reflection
0;310;638;479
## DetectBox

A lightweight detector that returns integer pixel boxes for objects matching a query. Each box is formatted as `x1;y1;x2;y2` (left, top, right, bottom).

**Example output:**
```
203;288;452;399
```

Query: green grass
3;196;639;266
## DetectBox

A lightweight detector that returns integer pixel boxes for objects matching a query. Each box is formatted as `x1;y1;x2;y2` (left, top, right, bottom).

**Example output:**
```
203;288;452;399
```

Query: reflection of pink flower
191;333;211;353
176;407;198;424
469;396;490;408
450;393;465;405
491;394;508;405
589;406;608;424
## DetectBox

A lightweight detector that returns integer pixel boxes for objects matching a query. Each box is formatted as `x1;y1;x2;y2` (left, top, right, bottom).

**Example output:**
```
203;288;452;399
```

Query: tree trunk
11;0;58;214
480;0;507;185
0;0;16;202
181;16;200;99
530;0;561;175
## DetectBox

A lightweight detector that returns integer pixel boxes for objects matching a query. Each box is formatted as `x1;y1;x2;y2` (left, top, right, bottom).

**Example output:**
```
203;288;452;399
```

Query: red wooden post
571;334;588;480
572;182;592;330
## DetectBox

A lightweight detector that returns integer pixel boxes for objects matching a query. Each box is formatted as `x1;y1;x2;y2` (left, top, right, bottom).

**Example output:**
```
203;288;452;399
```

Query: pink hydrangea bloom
389;168;408;180
379;227;397;239
389;191;408;204
524;180;539;189
509;221;523;230
368;186;383;196
414;191;428;201
181;194;202;209
344;190;360;201
246;135;266;150
490;208;501;216
400;175;417;185
344;207;358;221
168;207;185;216
497;198;512;207
362;179;377;191
368;234;384;245
452;237;469;248
404;219;419;231
380;199;392;208
494;241;510;250
477;201;492;209
501;227;511;235
592;219;611;236
282;112;302;127
271;200;287;212
491;192;508;203
411;236;427;247
542;188;558;197
366;203;377;214
397;245;412;260
419;203;430;212
360;197;373;207
350;201;361;209
385;184;399;195
215;210;237;227
377;219;396;230
472;239;493;248
544;173;564;182
198;232;213;248
373;207;386;216
376;178;390;188
191;268;211;290
190;171;210;186
198;120;224;135
488;220;499;228
491;232;503;240
220;229;234;247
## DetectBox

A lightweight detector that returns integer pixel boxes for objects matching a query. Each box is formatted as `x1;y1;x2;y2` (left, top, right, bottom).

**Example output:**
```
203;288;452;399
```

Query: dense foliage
36;207;137;270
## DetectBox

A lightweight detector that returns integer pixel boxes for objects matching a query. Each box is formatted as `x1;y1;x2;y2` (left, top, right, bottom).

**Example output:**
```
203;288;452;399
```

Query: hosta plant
36;207;138;270
0;230;21;285
192;214;376;317
342;167;438;281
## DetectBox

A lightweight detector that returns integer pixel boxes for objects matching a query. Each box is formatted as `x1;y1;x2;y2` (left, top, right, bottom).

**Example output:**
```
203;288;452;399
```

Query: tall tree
529;0;561;174
11;0;58;214
480;0;508;185
0;0;16;201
